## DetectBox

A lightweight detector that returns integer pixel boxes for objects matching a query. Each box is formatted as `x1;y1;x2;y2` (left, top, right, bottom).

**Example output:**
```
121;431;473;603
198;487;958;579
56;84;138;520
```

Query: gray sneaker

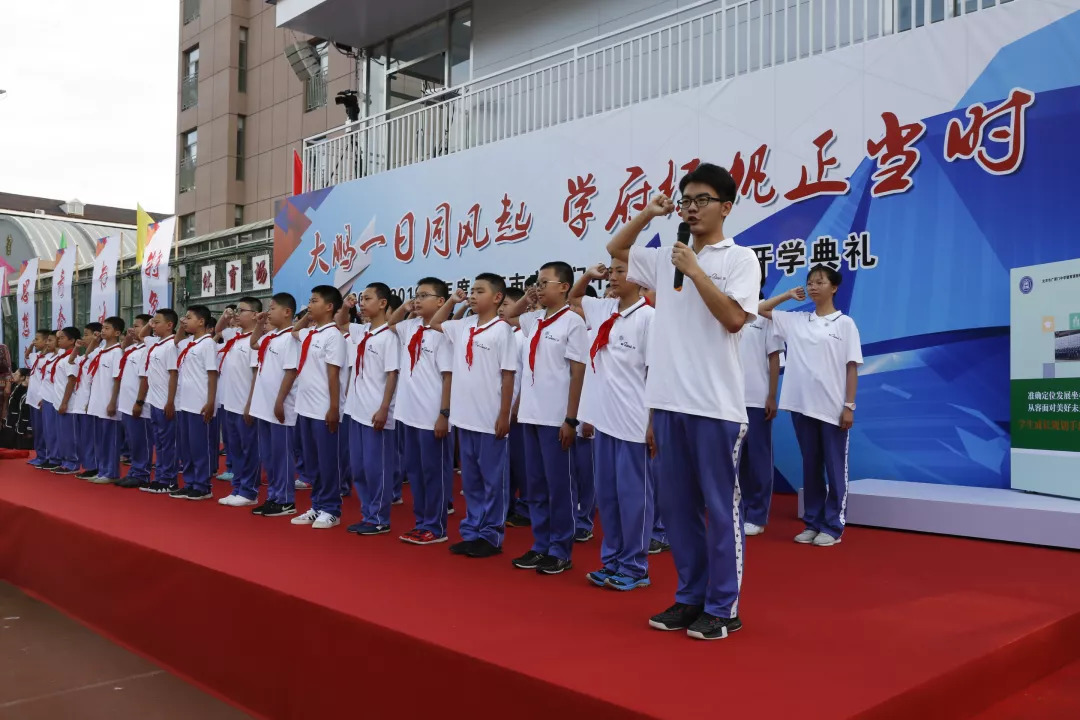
794;528;818;544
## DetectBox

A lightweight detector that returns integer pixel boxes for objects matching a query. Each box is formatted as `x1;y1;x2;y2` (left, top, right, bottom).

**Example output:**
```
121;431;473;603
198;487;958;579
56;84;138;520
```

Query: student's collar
698;236;734;254
619;297;647;316
810;310;843;323
475;315;501;330
315;322;336;332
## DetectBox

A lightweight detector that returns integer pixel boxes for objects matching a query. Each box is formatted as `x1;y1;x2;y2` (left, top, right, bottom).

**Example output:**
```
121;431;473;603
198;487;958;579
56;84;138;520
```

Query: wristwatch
440;408;450;418
844;402;856;411
564;417;580;428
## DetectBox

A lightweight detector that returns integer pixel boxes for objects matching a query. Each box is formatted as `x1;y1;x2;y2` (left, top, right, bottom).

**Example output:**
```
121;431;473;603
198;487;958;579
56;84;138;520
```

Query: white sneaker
744;522;765;536
794;528;818;544
312;511;340;529
294;479;312;490
291;508;319;525
219;494;257;507
812;532;841;547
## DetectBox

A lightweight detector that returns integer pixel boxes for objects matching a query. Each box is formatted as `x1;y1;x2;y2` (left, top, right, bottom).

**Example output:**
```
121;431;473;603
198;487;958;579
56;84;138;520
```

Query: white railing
302;0;1014;192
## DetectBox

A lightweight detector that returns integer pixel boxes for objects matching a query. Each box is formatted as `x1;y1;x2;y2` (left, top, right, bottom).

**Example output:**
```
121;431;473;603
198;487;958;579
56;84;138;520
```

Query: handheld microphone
673;222;690;291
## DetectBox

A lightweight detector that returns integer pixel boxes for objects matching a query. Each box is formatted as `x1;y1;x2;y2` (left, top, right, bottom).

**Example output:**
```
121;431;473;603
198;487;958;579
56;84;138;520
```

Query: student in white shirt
167;306;220;500
25;330;49;467
137;309;181;493
758;265;863;547
57;322;102;479
390;277;454;545
215;297;262;507
430;273;517;559
44;328;79;474
499;287;530;528
739;283;785;536
386;292;407;506
504;262;589;575
571;261;655;590
291;285;347;530
86;317;125;483
111;315;154;489
246;293;301;517
609;164;760;640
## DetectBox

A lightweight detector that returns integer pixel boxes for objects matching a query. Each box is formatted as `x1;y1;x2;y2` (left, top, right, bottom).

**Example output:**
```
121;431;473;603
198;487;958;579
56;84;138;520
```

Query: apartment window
234;206;244;227
235;115;246;181
238;27;248;93
181;46;199;110
183;0;200;25
179;129;197;193
180;214;196;239
305;42;329;112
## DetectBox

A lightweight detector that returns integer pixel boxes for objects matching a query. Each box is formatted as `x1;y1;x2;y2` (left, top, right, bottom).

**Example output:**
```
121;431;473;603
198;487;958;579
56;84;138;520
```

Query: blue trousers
523;424;576;561
652;410;747;619
740;407;775;527
45;403;78;471
402;423;453;536
149;406;179;484
393;423;405;501
223;410;259;500
348;419;396;527
94;417;121;480
458;428;509;547
119;421;130;457
293;421;312;485
594;432;653;579
791;413;849;539
297;414;342;517
121;413;152;481
178;411;218;493
258;420;296;505
508;422;528;517
76;414;97;474
339;413;353;496
30;406;46;464
574;436;596;533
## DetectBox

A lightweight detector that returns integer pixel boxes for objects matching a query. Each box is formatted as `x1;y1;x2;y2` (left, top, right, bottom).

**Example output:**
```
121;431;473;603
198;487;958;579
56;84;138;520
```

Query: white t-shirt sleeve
770;309;798;337
499;328;518;372
202;342;218;373
844;318;864;365
222;327;239;342
384;333;400;373
325;332;347;368
436;336;453;373
627;246;660;290
579;296;607;331
519;309;543;337
112;353;124;379
728;248;762;319
441;319;463;346
564;316;589;364
766;320;785;355
282;336;300;370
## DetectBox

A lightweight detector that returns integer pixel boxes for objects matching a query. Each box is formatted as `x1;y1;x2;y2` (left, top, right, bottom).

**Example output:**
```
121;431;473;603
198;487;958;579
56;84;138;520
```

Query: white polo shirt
44;350;74;407
518;306;589;428
740;316;786;409
627;238;760;424
114;342;149;416
26;352;42;409
511;328;525;408
68;348;100;415
30;352;54;408
339;326;359;415
55;354;80;412
578;296;653;443
141;335;178;410
87;344;122;421
175;336;193;397
395;317;453;431
217;328;254;414
249;329;300;426
295;323;348;420
176;335;218;414
345;323;399;428
442;316;518;435
770;309;863;426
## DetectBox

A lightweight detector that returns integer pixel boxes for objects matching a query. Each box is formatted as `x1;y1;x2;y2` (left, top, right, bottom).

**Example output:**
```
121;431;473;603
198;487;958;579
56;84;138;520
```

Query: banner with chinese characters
224;259;243;295
142;216;175;316
51;240;76;330
251;254;271;290
16;258;38;360
200;265;216;298
90;235;120;323
0;264;6;348
273;4;1080;491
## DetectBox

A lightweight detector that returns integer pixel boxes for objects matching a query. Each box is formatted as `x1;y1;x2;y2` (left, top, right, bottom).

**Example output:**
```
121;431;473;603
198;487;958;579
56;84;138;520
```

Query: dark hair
417;276;450;300
525;273;538;287
365;282;393;312
808;264;843;288
678;162;737;204
271;292;297;314
388;292;403;312
135;313;152;324
474;273;507;302
503;286;525;303
186;305;213;329
156;308;179;331
60;326;81;343
238;296;263;312
539;261;574;287
311;285;343;314
584;285;598;298
45;330;57;337
85;322;103;333
35;328;50;337
225;304;237;311
104;316;126;333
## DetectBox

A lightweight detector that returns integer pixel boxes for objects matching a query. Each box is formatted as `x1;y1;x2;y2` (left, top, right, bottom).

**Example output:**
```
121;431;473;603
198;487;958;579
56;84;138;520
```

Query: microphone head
678;222;690;232
676;221;691;244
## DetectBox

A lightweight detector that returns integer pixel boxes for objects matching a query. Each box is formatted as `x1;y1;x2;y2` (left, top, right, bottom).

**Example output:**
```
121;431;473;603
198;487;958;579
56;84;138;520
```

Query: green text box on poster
1009;378;1080;453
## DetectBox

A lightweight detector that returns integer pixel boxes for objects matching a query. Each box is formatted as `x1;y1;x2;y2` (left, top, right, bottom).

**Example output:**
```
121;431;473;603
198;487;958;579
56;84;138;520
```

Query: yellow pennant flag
136;204;154;264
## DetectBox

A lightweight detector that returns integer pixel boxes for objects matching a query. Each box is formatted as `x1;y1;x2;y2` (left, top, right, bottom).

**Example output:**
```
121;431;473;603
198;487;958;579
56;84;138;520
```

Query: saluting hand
450;288;467;304
586;264;608;281
646;193;676;218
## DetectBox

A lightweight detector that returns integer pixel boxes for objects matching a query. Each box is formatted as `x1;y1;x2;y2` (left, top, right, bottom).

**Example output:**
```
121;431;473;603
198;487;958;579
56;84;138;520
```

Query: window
238;27;248;93
183;0;200;25
305;41;329;112
182;46;199;110
180;214;196;239
179;129;197;192
234;205;244;227
235;115;246;181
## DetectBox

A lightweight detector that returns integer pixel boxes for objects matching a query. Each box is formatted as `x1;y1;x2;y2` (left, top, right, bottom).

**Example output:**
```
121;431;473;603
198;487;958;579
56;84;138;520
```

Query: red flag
293;150;303;196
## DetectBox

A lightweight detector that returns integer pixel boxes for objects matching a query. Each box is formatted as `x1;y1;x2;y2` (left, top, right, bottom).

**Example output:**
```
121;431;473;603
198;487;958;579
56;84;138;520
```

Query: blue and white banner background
275;2;1080;491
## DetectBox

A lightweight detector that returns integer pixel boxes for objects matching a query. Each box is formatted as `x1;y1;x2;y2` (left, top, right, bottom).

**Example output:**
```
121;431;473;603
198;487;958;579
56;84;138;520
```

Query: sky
0;1;179;213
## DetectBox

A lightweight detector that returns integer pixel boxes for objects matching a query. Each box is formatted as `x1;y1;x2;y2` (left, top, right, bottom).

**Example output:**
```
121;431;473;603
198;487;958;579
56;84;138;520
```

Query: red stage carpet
2;462;1079;720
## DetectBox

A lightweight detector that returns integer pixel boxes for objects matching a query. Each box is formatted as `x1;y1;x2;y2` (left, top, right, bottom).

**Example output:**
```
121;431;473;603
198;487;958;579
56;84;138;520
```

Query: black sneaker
117;477;146;489
75;470;98;480
51;467;78;475
511;550;545;569
686;613;742;640
141;482;176;494
648;602;704;631
354;523;390;536
447;502;455;516
465;539;502;558
169;487;192;499
37;462;58;471
536;556;572;575
450;539;480;556
574;529;594;543
648;539;671;554
251;501;272;516
506;513;531;528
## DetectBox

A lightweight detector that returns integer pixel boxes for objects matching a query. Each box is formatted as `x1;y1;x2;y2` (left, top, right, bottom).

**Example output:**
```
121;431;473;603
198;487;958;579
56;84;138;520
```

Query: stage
2;464;1079;720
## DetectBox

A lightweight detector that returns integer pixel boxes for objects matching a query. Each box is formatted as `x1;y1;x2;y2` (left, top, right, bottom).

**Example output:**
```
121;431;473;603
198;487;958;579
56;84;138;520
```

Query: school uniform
579;296;655;582
218;328;258;500
87;343;123;480
140;335;179;487
32;352;56;464
573;426;595;537
174;335;219;494
396;317;454;538
770;309;863;540
628;238;760;622
115;341;153;484
442;316;518;548
68;347;100;476
339;325;361;497
518;306;589;562
294;323;348;520
738;316;785;528
250;329;300;506
26;352;46;465
344;322;400;529
174;336;196;480
44;350;77;470
507;328;528;520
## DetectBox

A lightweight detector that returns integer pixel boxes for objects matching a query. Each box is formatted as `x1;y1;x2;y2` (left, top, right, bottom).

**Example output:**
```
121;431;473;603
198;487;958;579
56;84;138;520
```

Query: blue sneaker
606;573;651;591
355;523;391;536
586;567;618;587
216;471;234;482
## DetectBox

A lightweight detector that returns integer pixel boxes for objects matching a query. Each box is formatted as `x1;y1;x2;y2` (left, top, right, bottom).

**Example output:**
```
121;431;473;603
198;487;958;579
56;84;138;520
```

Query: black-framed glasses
677;195;724;209
414;292;439;300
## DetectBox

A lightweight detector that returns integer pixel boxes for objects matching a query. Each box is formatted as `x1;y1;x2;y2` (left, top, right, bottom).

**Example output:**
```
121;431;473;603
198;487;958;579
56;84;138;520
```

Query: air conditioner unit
284;42;320;83
34;209;46;216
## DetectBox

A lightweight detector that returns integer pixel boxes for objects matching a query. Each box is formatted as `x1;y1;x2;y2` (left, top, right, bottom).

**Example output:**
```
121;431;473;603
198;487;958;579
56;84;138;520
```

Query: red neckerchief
177;335;211;370
117;343;144;379
38;354;53;379
589;298;648;371
29;354;42;375
355;324;390;378
407;324;430;373
466;317;503;370
87;344;119;381
528;306;571;374
74;350;95;390
257;330;286;374
217;331;252;372
49;349;73;382
144;335;175;371
297;324;333;375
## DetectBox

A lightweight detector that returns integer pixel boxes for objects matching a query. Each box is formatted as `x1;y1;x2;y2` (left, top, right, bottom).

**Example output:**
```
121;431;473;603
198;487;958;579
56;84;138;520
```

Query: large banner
16;258;38;360
142;216;175;315
51;242;76;330
90;235;120;323
273;4;1080;491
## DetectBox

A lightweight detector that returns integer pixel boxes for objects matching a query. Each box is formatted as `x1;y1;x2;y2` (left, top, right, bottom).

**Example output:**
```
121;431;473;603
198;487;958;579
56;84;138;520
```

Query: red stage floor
2;462;1079;720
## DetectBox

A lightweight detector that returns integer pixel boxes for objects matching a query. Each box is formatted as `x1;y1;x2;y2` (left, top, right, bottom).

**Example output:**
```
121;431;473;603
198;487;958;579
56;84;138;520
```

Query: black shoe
574;529;594;542
447;502;455;516
536;556;572;575
141;482;176;494
251;501;271;516
506;513;530;528
75;470;98;480
169;487;192;499
51;466;78;475
648;539;671;555
648;602;704;631
37;462;59;470
450;539;480;556
465;539;502;558
117;477;146;489
686;613;742;640
511;550;545;569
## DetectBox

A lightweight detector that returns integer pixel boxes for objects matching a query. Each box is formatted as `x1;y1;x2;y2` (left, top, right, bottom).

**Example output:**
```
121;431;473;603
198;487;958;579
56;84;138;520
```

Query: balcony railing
179;157;197;193
181;74;199;111
305;71;327;112
302;0;1017;192
183;0;200;25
